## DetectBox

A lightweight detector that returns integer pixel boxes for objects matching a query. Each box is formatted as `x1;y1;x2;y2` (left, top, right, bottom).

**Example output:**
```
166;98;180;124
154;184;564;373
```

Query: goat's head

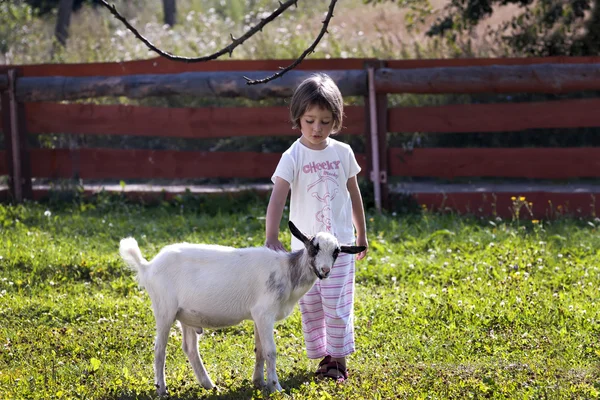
289;221;366;279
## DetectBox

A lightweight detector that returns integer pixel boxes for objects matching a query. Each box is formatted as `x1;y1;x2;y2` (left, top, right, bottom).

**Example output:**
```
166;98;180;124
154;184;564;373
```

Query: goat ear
288;221;310;245
340;245;366;254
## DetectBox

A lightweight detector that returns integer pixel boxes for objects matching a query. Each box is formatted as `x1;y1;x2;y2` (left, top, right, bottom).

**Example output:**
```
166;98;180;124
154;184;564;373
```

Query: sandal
315;355;332;376
315;356;348;382
322;361;348;382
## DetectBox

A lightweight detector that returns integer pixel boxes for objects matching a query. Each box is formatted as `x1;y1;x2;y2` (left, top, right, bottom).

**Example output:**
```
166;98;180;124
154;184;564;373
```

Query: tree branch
244;0;338;85
95;0;298;62
95;0;337;85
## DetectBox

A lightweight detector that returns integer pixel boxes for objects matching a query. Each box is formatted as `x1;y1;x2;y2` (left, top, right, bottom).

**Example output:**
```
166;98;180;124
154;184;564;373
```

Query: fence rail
17;103;365;138
2;56;600;218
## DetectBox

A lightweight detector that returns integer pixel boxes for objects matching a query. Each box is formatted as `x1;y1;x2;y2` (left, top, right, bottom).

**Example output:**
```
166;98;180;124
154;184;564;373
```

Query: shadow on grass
106;369;315;399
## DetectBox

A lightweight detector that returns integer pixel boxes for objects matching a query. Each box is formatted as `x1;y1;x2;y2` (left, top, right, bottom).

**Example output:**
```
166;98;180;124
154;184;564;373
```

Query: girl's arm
347;175;368;260
265;177;291;252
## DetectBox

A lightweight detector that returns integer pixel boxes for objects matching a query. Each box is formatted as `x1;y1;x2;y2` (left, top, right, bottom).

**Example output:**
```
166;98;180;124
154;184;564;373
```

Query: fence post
2;69;32;202
364;60;389;212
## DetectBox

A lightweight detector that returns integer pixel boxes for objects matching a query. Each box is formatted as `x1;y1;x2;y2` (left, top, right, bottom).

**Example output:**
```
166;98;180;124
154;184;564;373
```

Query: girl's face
298;105;334;150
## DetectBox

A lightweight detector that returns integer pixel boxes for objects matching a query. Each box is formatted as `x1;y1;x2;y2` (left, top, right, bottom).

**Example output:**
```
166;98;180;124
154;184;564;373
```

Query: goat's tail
119;237;149;273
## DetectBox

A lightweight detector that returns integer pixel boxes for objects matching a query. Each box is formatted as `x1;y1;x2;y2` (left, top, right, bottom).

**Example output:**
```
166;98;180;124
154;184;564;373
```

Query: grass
1;192;600;399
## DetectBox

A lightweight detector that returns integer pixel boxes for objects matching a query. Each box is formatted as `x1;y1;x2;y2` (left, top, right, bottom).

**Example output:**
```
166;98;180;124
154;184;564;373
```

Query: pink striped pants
298;252;356;359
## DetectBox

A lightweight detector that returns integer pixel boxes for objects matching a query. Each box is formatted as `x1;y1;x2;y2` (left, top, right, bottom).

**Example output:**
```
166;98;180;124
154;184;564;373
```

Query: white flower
44;210;51;217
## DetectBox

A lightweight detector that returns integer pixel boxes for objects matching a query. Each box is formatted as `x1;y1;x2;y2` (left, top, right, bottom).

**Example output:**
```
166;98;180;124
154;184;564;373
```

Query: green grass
1;193;600;399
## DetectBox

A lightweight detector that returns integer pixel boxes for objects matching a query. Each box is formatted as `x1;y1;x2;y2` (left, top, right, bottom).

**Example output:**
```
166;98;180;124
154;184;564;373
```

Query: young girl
265;73;368;382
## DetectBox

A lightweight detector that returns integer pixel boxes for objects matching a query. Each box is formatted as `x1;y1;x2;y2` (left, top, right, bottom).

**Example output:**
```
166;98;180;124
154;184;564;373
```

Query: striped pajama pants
298;252;356;359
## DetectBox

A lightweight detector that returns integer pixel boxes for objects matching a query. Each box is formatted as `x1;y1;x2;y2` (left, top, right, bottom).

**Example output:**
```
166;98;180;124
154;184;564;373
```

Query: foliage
371;0;600;57
0;2;37;54
1;195;600;398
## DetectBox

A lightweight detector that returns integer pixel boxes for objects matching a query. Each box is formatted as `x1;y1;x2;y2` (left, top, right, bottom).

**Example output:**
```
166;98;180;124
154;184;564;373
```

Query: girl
265;73;368;382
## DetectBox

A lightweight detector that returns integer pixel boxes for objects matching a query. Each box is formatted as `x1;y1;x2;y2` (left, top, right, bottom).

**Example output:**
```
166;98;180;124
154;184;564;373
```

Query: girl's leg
321;253;356;359
298;280;327;359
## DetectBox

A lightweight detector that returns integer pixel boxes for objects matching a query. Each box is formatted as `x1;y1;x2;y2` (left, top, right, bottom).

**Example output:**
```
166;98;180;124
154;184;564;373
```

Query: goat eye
309;242;319;257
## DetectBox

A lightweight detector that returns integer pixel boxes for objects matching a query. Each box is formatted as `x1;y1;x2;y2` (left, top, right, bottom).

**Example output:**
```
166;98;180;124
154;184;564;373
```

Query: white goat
119;221;365;395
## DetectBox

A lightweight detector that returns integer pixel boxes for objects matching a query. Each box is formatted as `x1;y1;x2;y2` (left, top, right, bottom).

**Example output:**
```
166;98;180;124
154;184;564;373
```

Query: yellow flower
519;196;526;201
511;196;516;201
532;220;539;224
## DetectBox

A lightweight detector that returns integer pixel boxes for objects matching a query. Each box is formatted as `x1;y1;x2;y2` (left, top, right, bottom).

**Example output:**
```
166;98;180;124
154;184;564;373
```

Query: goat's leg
252;323;266;388
253;315;282;392
153;320;172;396
180;323;215;390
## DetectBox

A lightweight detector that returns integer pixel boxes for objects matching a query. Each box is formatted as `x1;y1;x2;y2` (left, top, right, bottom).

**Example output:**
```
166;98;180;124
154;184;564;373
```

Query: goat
119;221;365;395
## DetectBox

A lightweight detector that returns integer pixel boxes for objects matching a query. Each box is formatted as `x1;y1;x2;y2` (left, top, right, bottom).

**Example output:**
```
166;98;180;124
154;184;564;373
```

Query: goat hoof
267;381;283;393
253;379;266;389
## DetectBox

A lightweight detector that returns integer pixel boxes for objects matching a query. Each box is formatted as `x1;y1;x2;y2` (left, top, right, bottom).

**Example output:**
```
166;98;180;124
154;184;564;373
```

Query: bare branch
95;0;298;63
96;0;338;85
244;0;338;85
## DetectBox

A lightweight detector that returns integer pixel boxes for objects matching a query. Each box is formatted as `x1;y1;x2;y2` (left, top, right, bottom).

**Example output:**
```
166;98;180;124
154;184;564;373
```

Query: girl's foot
315;356;348;382
315;355;332;377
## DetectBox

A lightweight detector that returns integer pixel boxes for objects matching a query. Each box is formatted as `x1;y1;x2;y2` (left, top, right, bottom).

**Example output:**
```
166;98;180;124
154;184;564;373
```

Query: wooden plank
2;69;32;201
376;64;600;94
388;148;600;179
388;98;600;133
12;56;600;78
385;56;600;69
17;70;367;102
25;103;365;137
30;149;368;179
17;57;373;77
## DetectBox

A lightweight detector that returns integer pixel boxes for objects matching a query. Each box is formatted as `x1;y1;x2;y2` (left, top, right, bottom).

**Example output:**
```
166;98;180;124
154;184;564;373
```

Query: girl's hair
290;73;344;134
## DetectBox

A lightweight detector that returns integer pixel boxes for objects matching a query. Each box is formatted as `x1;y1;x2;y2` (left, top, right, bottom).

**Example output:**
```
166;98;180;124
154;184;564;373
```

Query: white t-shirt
272;138;361;251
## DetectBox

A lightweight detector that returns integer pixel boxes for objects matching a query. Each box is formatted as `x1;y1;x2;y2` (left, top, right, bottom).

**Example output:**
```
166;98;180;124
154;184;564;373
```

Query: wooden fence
2;56;600;218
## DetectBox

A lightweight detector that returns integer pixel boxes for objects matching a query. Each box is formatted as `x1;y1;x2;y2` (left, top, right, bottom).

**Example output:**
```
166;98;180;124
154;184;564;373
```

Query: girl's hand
355;235;368;260
265;238;286;253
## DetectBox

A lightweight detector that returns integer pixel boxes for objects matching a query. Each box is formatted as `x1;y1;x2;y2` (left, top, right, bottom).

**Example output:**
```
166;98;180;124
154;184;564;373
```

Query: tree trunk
163;0;176;27
55;0;75;46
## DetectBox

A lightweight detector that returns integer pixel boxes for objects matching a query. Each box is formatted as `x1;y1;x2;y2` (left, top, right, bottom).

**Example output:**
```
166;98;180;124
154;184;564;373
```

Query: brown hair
289;73;344;134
